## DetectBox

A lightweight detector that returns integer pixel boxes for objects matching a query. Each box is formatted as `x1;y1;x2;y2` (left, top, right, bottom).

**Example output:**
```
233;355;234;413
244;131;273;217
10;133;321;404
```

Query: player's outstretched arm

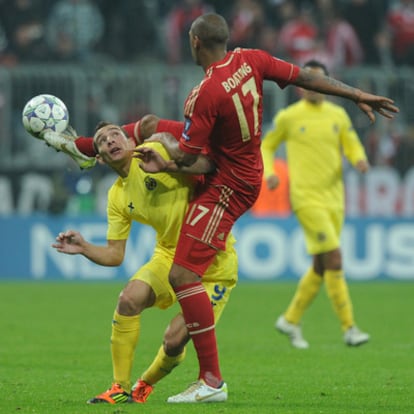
52;230;126;266
293;69;399;123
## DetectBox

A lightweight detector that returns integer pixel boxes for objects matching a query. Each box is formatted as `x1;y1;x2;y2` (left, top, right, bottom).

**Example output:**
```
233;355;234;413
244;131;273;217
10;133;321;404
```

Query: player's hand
134;146;173;172
266;175;280;190
52;230;85;254
355;159;370;174
356;91;399;123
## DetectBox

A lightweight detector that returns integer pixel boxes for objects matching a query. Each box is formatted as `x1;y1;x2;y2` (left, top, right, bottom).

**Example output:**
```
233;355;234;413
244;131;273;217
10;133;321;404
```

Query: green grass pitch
1;281;413;414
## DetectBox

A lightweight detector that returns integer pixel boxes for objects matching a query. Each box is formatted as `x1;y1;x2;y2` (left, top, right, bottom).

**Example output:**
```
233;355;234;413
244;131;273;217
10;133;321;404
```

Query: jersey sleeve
338;109;367;165
122;121;142;145
251;49;300;88
156;119;184;140
261;110;287;178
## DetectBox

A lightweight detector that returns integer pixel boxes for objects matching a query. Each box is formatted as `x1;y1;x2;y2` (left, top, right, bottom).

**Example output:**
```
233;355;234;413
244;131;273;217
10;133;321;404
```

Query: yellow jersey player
261;60;370;349
52;122;238;404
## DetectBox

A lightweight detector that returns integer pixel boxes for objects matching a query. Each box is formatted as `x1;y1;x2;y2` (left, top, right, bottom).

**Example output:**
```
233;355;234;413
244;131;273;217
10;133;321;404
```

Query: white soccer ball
22;94;69;139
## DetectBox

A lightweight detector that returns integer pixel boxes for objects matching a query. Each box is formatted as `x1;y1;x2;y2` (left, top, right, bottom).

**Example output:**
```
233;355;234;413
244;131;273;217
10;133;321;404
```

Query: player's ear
194;35;202;49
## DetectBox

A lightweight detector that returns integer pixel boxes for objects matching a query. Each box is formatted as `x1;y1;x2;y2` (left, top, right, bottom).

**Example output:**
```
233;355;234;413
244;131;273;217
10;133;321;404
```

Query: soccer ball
22;94;69;139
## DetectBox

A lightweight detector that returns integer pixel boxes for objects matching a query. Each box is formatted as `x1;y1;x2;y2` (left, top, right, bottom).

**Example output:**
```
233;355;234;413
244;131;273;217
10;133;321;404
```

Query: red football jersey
179;48;299;193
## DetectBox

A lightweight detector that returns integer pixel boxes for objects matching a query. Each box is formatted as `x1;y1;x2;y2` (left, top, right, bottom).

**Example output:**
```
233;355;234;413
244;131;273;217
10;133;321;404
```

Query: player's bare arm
138;114;161;141
145;132;198;167
52;230;126;266
294;69;399;123
135;146;215;174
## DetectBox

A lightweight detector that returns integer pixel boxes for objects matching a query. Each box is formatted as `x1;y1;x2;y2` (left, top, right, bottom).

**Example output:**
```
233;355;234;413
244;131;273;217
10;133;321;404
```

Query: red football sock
75;136;96;157
174;282;222;388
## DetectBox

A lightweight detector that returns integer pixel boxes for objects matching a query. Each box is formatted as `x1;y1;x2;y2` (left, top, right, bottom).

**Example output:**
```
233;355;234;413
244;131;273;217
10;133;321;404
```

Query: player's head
93;122;134;169
189;13;229;65
301;60;329;104
303;60;329;76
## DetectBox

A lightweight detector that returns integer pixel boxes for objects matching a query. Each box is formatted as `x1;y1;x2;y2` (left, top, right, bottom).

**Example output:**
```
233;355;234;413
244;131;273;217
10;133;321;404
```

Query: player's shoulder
233;47;267;57
278;100;302;118
109;176;123;194
137;141;171;160
324;100;347;113
323;100;350;121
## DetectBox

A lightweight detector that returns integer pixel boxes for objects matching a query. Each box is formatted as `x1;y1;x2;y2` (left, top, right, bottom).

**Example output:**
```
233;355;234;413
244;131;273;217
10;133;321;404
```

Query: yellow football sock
324;269;354;331
284;267;323;324
141;345;186;385
111;311;140;392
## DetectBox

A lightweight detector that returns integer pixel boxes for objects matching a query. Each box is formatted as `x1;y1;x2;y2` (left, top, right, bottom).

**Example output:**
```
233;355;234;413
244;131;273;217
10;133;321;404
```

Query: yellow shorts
295;206;344;255
130;234;238;323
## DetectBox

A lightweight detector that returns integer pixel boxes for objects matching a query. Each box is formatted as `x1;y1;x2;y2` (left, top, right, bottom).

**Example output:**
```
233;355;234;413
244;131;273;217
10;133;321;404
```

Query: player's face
301;67;326;104
94;125;132;164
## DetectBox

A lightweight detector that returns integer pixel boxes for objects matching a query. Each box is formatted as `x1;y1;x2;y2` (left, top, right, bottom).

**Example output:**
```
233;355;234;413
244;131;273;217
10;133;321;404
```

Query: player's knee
324;249;342;270
117;290;145;315
140;114;160;139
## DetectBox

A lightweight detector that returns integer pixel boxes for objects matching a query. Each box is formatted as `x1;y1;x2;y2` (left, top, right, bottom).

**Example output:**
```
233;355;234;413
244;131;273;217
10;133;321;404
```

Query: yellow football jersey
106;142;193;248
262;99;367;211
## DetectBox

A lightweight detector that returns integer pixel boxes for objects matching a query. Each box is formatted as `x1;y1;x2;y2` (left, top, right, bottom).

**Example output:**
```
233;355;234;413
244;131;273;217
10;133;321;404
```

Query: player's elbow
105;249;125;266
140;114;160;139
177;151;197;167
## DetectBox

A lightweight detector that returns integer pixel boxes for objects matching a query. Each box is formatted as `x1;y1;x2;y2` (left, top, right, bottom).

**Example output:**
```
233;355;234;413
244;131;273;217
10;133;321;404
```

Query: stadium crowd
0;0;413;68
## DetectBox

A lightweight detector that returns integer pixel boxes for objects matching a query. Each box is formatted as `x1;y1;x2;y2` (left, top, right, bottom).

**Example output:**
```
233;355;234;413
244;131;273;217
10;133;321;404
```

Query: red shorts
174;182;258;276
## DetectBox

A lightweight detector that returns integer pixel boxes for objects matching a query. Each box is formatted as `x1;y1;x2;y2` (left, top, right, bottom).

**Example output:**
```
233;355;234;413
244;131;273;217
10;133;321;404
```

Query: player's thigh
203;279;236;324
296;206;343;255
130;247;176;310
174;185;250;275
119;279;155;314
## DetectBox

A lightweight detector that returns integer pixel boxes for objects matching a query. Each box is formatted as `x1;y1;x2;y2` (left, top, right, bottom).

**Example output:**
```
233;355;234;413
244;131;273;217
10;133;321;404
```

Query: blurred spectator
99;0;160;61
0;20;10;64
257;25;279;56
386;0;414;66
0;0;49;64
342;0;386;65
265;0;298;30
365;120;401;167
392;123;414;176
277;2;318;64
227;0;266;50
164;0;213;64
295;34;335;72
45;0;105;62
323;7;364;70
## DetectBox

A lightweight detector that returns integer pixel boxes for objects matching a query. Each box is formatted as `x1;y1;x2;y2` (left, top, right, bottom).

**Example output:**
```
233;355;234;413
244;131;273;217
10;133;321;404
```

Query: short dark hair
303;59;329;76
191;13;229;49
